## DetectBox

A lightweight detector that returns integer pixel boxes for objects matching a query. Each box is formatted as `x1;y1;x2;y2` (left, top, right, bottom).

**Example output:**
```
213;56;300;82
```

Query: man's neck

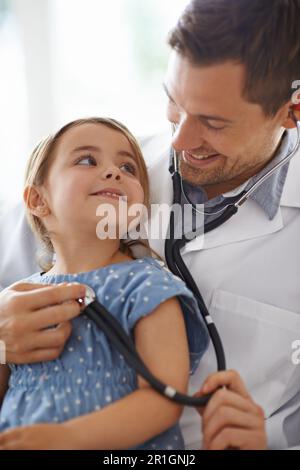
202;165;261;200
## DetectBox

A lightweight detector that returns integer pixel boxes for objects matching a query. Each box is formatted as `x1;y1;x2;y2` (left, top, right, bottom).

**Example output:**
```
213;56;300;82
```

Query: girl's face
42;123;145;239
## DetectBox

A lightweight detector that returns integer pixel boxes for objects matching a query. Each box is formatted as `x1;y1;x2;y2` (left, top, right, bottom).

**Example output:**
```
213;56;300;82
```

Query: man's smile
183;151;222;168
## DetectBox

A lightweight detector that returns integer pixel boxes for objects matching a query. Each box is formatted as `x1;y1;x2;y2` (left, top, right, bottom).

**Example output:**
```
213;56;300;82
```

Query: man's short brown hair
168;0;300;116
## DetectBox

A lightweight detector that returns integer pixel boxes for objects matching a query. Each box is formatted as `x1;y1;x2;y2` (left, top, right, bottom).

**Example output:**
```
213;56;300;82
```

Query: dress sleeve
123;260;209;375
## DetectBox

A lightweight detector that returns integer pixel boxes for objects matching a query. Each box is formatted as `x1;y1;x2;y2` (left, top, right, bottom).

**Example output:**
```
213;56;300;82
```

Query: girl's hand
0;423;81;450
194;370;267;450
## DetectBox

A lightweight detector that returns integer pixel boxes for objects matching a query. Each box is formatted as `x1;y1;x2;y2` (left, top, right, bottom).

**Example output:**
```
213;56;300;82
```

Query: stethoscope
81;112;300;408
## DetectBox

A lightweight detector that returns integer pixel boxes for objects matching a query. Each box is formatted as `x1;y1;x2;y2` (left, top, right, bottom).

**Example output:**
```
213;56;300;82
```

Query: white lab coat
0;132;300;449
146;137;300;450
0;204;40;290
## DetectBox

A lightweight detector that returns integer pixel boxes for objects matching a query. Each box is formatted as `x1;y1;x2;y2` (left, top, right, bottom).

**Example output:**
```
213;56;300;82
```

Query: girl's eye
76;155;97;166
120;162;137;176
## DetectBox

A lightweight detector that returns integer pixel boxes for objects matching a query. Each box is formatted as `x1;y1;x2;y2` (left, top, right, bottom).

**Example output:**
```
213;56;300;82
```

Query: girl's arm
0;365;10;406
64;296;190;449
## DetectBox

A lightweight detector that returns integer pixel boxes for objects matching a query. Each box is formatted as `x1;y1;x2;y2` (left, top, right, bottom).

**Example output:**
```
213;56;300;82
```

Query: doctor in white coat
152;0;300;450
1;0;300;450
147;0;300;450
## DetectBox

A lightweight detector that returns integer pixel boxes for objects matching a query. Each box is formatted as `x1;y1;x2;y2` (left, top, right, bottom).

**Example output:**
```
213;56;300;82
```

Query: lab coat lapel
148;139;300;255
192;141;300;253
191;137;300;252
148;148;284;255
183;199;284;254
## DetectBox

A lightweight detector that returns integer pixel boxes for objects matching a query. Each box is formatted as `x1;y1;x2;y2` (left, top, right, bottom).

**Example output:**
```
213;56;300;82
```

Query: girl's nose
101;166;121;181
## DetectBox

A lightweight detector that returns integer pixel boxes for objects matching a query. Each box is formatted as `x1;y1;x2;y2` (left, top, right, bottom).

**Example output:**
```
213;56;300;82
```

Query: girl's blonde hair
24;117;152;271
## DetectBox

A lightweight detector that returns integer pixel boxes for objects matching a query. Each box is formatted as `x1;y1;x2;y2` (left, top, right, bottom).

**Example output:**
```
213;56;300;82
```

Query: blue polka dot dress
0;257;209;450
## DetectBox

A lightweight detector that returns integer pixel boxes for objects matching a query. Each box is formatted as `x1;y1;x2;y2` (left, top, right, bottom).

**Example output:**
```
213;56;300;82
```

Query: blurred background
0;0;189;212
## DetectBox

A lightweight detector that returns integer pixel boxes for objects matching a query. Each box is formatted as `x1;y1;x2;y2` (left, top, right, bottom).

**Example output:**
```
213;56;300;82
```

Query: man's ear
23;186;50;217
282;101;300;130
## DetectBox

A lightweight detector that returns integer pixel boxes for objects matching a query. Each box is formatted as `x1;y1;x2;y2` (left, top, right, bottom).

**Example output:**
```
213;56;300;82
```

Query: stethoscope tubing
165;171;227;375
81;118;300;408
83;301;213;406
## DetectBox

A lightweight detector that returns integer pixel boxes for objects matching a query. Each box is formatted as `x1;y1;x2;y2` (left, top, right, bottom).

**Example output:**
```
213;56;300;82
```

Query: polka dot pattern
1;256;208;451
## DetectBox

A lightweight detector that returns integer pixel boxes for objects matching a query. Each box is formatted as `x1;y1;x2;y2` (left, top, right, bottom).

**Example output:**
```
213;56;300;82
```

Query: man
1;0;300;449
148;0;300;449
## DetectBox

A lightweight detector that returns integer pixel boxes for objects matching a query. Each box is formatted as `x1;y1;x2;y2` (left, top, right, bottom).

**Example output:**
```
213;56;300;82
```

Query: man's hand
0;281;86;364
195;370;267;450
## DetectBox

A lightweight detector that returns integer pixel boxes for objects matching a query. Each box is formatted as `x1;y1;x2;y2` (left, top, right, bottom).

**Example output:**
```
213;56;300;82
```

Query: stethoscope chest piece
78;285;96;310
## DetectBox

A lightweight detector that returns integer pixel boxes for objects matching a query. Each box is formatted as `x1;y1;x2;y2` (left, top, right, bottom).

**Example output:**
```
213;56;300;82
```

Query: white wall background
0;0;189;211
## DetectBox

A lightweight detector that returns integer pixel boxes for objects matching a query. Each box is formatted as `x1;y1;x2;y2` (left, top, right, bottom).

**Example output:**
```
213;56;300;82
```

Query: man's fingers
5;321;71;358
205;427;245;450
206;427;267;451
202;388;261;425
4;303;77;350
30;301;81;330
9;282;54;293
0;283;82;364
199;371;267;450
192;390;206;416
26;322;72;351
201;370;251;400
20;283;86;311
203;406;263;449
8;347;68;364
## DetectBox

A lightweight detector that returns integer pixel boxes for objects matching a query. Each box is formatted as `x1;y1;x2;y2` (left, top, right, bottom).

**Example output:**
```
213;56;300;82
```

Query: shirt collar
245;130;296;219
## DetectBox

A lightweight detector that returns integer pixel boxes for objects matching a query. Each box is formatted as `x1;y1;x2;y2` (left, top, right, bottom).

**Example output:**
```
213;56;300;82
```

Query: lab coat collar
148;132;300;254
183;198;283;253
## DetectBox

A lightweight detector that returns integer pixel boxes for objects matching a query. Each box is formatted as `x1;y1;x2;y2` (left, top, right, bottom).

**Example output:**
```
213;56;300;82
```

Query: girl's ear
23;186;50;217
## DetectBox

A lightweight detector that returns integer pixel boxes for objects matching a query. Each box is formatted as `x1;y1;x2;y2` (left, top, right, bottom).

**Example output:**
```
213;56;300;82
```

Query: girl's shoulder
121;256;186;286
130;256;177;276
113;257;210;375
18;257;186;293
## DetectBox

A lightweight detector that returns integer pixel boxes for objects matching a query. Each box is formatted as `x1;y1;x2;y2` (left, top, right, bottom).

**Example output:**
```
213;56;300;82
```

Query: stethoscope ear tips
77;285;96;310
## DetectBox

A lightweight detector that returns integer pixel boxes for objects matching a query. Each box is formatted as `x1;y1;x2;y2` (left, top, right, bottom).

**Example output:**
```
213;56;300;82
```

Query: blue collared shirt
182;130;297;223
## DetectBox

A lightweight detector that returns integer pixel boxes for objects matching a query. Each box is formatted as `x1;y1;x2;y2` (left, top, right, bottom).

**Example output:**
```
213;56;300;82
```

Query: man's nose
101;166;121;181
172;116;205;152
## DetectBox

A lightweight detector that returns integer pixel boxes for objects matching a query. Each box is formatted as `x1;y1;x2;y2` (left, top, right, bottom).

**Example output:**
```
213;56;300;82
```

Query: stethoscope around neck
165;114;300;386
80;114;300;408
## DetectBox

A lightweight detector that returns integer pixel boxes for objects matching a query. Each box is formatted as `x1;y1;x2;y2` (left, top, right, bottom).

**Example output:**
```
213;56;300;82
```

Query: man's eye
208;125;226;132
120;162;137;175
204;121;226;132
76;155;97;166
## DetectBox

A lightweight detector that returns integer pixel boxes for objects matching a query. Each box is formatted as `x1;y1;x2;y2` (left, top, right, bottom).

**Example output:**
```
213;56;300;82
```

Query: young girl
0;117;209;450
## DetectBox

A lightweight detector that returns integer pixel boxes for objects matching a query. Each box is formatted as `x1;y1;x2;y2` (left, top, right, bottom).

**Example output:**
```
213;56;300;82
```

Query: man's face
164;52;287;193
